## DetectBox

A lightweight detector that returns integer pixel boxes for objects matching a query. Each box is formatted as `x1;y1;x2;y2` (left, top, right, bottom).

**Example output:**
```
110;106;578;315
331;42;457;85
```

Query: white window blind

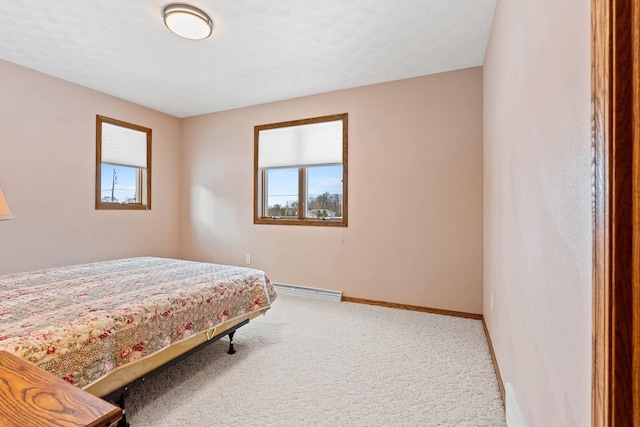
101;122;147;169
258;119;343;169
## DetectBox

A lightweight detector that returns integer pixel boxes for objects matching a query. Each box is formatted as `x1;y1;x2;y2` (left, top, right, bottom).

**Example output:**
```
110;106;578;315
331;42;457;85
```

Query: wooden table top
0;350;122;427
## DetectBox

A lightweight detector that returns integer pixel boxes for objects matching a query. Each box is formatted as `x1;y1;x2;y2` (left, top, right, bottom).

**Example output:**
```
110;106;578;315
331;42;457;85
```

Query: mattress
0;257;277;395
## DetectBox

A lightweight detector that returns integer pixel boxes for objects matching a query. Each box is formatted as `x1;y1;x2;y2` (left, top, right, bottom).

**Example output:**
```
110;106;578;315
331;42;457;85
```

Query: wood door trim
632;1;640;424
592;0;638;424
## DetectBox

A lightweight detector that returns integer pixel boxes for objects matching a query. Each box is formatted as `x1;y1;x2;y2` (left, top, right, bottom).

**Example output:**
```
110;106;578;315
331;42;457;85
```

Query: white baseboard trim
273;283;342;302
505;383;526;427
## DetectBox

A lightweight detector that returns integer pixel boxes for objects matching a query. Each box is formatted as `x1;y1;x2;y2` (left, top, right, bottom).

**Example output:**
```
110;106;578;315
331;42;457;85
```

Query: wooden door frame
592;0;639;425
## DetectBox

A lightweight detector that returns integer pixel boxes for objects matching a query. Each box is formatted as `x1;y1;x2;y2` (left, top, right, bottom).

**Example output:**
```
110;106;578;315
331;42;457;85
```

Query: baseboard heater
272;283;342;302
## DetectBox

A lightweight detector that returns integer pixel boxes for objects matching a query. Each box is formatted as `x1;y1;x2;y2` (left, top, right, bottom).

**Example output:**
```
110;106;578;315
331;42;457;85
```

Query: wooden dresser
0;350;122;426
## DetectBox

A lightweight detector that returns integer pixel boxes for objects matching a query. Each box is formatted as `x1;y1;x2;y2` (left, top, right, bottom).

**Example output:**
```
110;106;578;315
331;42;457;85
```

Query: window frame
254;113;348;227
95;115;152;210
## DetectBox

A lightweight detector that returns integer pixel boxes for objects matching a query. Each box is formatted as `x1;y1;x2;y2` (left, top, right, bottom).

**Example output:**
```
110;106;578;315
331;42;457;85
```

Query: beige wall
0;59;182;274
483;0;591;425
181;67;484;314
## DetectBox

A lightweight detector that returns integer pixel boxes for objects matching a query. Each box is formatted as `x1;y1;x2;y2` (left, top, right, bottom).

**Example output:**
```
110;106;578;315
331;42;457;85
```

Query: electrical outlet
245;254;251;265
490;293;494;312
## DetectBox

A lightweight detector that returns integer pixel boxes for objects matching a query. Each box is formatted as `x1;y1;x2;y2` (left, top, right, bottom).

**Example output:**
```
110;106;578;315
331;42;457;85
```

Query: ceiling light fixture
163;4;213;40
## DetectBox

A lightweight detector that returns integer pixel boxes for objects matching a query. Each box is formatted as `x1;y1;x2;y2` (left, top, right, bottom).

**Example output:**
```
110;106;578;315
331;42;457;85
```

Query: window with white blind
254;113;348;226
95;115;152;210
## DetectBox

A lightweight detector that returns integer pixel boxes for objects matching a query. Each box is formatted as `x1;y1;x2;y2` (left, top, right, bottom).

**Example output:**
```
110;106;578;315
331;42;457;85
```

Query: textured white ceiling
0;1;497;118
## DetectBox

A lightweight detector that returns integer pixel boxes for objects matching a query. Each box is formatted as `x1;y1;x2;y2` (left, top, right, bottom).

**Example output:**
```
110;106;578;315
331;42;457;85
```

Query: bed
0;257;277;425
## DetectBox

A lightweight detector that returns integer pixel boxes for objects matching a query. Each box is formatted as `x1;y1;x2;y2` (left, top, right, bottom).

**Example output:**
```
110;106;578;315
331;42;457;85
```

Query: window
95;115;151;210
254;113;348;226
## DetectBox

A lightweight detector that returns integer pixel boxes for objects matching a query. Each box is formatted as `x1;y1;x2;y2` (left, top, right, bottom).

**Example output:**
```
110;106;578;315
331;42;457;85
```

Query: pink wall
483;0;591;425
0;58;483;314
0;59;182;274
181;67;484;314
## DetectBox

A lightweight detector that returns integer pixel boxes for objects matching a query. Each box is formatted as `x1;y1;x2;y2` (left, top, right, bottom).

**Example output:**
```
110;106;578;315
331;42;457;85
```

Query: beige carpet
126;295;506;426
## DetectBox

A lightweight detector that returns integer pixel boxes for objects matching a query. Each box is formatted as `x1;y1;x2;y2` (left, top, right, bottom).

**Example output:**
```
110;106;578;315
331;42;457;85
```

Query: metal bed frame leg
102;319;250;426
112;332;237;426
115;390;130;427
227;331;236;355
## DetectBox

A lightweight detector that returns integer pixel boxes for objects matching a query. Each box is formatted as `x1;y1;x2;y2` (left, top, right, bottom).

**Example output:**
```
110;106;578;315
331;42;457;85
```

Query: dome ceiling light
163;4;213;40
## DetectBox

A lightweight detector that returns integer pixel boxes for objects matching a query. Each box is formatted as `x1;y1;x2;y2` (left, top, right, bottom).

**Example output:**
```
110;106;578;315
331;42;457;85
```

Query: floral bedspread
0;257;277;388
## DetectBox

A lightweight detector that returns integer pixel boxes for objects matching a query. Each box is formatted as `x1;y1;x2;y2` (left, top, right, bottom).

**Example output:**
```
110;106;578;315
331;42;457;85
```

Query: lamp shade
0;186;16;221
